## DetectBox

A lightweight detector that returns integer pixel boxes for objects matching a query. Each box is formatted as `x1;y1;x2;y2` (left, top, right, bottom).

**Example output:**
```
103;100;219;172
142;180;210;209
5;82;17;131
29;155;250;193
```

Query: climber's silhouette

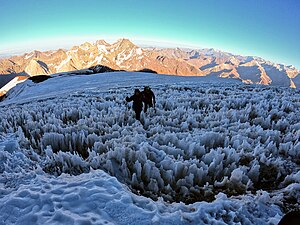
142;86;155;112
126;89;144;121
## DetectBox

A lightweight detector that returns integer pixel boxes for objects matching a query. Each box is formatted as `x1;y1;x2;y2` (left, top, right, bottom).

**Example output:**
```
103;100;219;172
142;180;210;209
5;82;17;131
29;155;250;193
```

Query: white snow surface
0;72;299;225
24;53;34;60
55;56;72;71
0;77;27;96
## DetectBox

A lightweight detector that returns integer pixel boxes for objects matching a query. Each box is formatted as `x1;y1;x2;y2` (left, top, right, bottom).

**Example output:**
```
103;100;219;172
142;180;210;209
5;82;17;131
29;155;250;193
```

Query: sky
0;0;299;68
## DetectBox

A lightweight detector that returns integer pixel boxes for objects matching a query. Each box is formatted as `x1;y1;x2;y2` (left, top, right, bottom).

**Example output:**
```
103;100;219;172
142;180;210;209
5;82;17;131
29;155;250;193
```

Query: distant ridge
0;38;299;89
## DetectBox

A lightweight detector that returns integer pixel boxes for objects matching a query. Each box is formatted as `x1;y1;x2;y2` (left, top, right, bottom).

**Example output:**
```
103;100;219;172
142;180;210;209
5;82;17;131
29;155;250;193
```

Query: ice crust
0;72;299;224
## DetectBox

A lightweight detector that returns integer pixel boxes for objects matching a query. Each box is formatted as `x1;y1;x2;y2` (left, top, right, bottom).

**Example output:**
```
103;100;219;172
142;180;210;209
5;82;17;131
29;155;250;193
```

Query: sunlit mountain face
0;39;299;96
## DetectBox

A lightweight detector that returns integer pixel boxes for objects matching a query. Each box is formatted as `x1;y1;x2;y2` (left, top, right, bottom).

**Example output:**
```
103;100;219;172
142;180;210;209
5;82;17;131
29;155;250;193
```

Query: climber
141;86;156;113
126;89;144;121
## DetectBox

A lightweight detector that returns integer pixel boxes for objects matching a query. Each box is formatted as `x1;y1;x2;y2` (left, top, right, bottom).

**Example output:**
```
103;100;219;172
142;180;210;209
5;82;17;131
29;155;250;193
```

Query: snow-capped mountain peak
0;38;299;94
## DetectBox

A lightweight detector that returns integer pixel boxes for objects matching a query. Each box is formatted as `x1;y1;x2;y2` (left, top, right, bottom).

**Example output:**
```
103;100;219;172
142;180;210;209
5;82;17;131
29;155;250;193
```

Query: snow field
0;82;299;213
0;71;300;224
0;167;285;225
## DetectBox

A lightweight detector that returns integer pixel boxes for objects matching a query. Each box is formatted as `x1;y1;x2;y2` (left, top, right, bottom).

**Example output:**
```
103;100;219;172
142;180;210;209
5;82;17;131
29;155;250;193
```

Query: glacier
0;72;299;224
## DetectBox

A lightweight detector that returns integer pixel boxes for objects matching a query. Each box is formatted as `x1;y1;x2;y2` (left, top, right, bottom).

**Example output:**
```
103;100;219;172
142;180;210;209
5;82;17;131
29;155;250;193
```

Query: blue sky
0;0;299;68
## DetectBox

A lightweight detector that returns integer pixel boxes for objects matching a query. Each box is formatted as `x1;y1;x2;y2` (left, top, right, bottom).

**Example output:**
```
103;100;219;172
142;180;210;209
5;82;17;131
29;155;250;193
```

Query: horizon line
0;37;298;70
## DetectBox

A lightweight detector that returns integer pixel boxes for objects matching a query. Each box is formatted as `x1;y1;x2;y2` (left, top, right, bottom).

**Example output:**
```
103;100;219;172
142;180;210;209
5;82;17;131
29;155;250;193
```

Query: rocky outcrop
89;65;117;73
24;59;49;76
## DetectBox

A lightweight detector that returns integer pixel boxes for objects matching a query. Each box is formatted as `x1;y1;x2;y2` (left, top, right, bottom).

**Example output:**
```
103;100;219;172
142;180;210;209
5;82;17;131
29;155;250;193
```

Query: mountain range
0;38;300;96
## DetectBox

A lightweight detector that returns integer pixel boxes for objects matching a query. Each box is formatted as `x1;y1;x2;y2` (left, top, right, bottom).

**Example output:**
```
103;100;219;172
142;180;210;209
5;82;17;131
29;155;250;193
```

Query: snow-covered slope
0;75;27;97
0;72;299;224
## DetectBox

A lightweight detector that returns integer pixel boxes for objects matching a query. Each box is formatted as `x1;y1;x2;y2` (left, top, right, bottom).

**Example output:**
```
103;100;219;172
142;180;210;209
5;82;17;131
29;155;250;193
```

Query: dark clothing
142;89;155;112
278;211;300;225
126;91;144;120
